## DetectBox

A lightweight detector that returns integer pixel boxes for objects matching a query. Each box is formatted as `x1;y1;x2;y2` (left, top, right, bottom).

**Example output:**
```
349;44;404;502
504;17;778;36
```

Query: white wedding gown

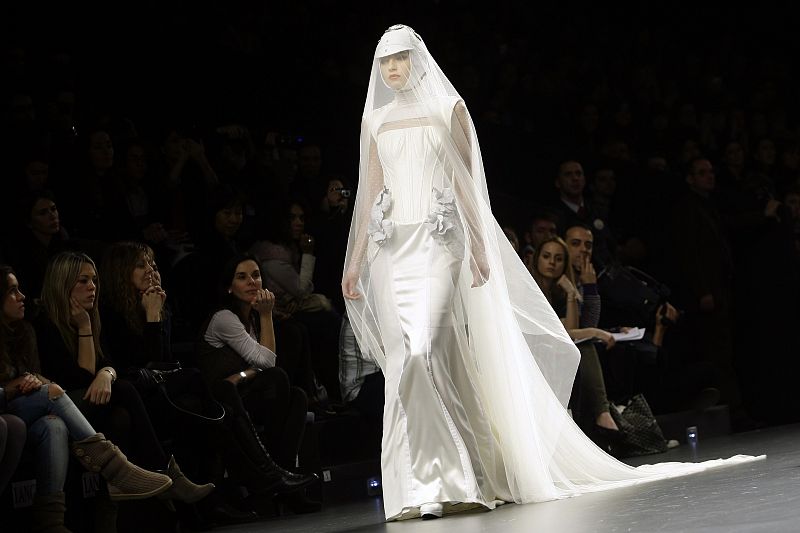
361;100;762;521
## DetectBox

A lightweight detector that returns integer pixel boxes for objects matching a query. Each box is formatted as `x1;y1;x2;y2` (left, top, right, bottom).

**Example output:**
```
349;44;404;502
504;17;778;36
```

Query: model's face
3;274;26;322
289;204;305;239
71;262;97;310
379;51;411;90
229;260;262;303
537;242;565;279
29;198;60;235
131;252;156;293
565;227;593;266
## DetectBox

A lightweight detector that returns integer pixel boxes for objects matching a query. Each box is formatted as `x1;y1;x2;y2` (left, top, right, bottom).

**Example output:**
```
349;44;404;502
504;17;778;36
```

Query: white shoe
420;502;443;520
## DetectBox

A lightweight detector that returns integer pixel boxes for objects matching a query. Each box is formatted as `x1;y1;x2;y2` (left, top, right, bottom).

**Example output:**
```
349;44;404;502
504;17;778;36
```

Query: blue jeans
27;415;69;495
8;384;96;441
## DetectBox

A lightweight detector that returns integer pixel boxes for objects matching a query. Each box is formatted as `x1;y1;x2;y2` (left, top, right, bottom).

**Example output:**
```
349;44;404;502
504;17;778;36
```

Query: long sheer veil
343;24;761;504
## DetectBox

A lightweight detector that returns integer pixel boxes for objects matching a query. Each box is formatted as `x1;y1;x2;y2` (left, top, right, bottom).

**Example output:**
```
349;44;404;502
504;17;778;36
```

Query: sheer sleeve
344;125;385;278
450;100;489;283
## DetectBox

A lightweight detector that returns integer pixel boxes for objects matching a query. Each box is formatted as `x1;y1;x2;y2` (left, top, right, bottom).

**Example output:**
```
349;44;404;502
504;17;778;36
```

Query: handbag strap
156;379;226;424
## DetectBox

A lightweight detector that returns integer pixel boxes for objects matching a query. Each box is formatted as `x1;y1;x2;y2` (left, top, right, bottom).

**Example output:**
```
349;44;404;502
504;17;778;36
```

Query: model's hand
471;254;490;288
83;371;113;405
342;269;361;300
251;289;275;314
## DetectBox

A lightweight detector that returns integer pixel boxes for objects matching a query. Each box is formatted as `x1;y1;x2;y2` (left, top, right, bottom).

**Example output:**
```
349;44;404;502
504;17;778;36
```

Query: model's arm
343;125;385;300
451;101;489;286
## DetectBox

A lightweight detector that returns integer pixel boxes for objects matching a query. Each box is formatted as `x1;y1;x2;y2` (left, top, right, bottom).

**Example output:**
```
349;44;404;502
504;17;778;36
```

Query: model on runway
342;24;762;521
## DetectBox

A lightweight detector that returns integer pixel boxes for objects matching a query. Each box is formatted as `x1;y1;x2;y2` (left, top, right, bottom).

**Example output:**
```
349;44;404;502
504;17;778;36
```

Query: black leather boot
230;410;318;494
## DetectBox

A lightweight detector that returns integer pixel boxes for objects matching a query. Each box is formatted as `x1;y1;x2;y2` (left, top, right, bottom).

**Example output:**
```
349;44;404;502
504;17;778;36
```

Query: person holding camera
311;177;353;313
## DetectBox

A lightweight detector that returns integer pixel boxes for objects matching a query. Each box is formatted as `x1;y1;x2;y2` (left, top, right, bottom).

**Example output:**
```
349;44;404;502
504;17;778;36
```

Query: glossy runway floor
225;424;797;533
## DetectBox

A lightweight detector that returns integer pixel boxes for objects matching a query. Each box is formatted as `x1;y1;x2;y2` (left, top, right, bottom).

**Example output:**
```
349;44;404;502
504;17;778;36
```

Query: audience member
33;251;214;526
1;264;178;530
197;254;319;514
529;237;619;438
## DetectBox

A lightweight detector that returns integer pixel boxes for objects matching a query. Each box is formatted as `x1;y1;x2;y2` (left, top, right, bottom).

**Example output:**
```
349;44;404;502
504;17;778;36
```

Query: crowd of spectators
1;2;799;531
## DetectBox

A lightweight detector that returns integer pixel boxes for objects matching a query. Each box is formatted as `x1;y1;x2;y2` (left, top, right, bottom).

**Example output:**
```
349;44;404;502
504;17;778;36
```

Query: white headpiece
374;24;419;59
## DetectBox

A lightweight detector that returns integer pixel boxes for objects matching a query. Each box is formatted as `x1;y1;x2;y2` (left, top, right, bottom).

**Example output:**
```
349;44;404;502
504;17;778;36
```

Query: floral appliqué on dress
425;187;465;257
368;186;394;245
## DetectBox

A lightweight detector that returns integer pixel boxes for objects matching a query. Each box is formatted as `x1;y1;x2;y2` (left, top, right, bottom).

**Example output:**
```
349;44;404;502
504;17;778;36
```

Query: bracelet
78;333;93;338
102;368;116;384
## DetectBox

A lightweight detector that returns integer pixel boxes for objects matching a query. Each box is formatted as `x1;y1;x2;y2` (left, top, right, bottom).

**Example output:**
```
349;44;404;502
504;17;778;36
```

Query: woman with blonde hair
530;236;619;436
1;263;175;531
34;252;213;515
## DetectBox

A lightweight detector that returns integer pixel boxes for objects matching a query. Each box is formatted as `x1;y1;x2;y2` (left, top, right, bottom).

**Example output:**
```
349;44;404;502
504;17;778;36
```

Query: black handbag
126;362;225;424
607;394;668;458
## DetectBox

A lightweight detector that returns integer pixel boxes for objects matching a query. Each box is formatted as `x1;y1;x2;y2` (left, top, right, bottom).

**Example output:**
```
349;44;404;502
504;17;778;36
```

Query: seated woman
100;241;312;515
198;254;318;511
6;189;70;300
32;252;214;516
249;199;341;401
1;264;176;530
530;237;620;437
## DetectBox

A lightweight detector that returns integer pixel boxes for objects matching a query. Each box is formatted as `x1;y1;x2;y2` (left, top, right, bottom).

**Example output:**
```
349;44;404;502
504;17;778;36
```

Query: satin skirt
371;222;510;520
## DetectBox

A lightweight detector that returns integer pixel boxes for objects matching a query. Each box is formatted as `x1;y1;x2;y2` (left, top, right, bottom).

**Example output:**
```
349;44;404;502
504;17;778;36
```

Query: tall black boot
230;410;317;494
